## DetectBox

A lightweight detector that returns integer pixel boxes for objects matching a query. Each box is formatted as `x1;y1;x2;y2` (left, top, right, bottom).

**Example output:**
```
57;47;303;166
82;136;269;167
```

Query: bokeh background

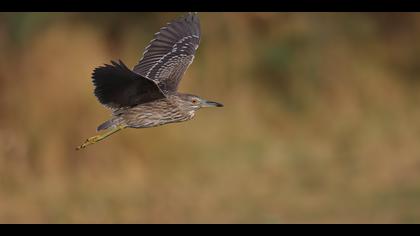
1;12;420;223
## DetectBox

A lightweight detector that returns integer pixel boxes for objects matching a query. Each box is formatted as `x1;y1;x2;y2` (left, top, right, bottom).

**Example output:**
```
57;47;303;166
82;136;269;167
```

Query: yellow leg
76;125;127;150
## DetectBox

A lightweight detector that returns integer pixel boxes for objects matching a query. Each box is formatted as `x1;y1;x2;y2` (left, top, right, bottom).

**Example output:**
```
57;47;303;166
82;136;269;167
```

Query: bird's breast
187;110;195;119
121;103;195;129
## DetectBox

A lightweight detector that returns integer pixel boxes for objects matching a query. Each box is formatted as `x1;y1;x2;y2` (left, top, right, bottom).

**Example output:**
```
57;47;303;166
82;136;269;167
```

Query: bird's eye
192;99;198;104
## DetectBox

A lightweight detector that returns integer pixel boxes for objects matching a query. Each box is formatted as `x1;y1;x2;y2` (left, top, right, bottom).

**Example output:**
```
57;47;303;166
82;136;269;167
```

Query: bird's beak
202;99;224;108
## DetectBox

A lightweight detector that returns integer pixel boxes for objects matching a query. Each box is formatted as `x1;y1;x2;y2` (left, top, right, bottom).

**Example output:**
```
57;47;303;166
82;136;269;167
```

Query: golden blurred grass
1;12;420;223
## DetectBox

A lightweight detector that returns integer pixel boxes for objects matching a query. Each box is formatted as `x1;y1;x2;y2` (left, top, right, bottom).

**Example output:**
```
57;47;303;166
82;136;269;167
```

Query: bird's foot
75;125;126;150
76;135;102;150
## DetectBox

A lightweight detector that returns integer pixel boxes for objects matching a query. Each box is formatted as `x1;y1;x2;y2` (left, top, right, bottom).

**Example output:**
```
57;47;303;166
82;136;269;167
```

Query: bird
76;13;223;150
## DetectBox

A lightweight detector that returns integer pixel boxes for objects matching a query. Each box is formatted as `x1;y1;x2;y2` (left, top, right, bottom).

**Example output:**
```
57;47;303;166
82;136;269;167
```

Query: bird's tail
97;119;115;131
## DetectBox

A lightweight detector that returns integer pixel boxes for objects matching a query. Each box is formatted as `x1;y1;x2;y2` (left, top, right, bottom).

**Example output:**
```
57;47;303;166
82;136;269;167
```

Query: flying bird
77;13;223;150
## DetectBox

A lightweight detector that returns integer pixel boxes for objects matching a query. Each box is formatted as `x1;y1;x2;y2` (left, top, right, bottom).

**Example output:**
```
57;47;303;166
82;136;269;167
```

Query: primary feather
92;60;166;108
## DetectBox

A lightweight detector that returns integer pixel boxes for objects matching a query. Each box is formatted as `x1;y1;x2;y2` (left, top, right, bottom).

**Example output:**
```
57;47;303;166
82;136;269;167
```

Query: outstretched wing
133;13;201;94
92;60;166;108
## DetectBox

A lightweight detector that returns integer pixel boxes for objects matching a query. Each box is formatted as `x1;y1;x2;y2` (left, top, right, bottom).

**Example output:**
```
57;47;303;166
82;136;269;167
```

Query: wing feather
133;13;201;94
92;60;166;108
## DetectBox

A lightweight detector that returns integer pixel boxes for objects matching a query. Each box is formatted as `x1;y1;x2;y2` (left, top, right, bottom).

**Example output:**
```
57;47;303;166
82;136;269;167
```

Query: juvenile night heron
77;13;223;150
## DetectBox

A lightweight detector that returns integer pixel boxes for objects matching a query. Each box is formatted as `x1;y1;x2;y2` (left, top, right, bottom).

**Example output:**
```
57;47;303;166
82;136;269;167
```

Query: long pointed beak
202;100;224;108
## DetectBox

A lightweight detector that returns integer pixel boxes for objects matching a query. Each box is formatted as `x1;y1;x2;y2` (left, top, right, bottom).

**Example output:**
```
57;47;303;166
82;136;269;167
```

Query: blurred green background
1;12;420;223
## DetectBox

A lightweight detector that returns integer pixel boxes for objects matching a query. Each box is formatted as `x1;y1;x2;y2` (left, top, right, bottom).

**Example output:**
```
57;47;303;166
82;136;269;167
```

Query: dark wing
92;60;166;108
133;13;201;94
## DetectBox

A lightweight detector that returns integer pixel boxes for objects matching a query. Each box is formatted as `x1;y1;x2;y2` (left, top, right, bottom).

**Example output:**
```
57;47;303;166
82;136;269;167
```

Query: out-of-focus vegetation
1;12;420;223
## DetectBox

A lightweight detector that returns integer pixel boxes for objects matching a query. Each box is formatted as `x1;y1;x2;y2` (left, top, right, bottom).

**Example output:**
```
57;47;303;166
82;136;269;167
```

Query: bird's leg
76;124;127;150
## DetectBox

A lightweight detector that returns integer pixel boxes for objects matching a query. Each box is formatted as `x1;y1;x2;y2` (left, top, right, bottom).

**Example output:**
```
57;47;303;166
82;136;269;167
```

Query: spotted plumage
77;13;223;150
133;13;200;93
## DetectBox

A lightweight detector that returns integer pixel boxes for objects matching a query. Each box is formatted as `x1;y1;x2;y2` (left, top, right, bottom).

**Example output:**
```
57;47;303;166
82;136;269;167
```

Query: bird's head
177;93;223;112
